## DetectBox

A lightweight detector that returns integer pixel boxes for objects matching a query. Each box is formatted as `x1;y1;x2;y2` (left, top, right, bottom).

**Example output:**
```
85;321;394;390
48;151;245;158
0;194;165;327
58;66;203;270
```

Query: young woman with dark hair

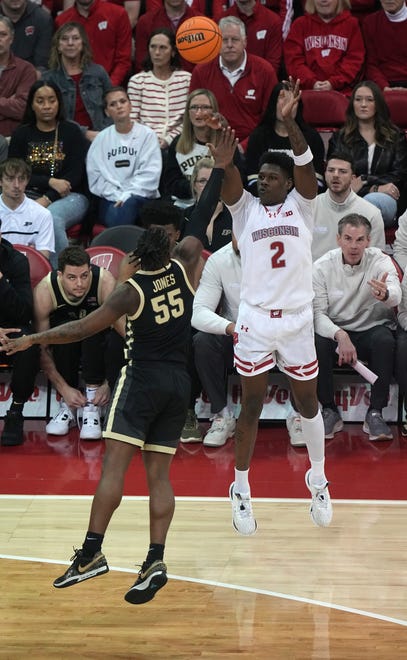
9;80;89;265
328;80;407;227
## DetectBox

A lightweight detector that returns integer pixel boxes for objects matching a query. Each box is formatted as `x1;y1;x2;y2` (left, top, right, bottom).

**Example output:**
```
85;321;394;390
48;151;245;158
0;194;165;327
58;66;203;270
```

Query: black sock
10;401;24;414
82;531;104;559
145;543;165;566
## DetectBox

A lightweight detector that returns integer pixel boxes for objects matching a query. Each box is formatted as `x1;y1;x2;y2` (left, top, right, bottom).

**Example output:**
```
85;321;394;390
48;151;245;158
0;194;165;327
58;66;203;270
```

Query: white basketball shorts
234;301;318;380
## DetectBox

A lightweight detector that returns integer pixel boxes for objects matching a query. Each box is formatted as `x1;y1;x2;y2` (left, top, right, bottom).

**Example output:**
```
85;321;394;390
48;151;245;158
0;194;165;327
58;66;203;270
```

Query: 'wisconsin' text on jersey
251;225;300;242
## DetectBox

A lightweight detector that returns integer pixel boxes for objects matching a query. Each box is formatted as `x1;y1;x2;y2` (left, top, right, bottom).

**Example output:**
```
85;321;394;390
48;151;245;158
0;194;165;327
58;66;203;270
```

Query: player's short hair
0;158;31;180
337;213;372;237
103;86;129;109
258;151;294;182
57;246;91;272
219;16;246;38
326;152;355;172
134;226;170;270
140;200;183;232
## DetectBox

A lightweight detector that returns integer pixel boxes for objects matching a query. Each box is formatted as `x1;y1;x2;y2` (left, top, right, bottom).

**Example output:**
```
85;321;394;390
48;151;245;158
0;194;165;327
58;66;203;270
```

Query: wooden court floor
1;422;407;658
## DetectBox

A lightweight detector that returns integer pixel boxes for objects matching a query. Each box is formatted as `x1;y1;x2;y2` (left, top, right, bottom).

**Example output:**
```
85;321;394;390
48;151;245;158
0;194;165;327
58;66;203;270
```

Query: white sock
234;468;250;496
215;406;230;418
301;410;327;485
86;387;98;405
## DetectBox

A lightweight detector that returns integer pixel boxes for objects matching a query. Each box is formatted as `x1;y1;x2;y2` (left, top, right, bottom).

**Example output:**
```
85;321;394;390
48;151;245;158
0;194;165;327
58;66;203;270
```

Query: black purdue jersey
125;258;194;365
48;264;103;327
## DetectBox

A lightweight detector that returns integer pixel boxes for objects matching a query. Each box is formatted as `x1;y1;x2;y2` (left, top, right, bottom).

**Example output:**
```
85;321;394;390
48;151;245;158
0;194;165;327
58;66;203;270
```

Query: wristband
293;147;313;166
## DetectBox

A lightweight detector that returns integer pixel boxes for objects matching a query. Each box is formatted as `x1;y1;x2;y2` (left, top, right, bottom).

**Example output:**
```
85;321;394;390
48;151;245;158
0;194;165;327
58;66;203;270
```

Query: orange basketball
176;17;222;65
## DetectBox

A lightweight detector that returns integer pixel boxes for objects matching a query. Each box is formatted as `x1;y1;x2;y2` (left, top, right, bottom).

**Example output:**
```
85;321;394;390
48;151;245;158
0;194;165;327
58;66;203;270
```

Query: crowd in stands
2;0;407;448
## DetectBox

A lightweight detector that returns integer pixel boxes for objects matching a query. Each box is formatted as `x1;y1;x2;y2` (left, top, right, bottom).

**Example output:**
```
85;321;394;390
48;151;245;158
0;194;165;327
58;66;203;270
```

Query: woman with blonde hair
42;22;112;141
163;88;220;204
183;157;233;253
164;88;245;204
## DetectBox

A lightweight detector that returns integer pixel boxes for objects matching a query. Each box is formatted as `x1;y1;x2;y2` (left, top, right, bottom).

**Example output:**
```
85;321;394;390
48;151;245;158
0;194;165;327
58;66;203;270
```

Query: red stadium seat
85;246;126;279
13;244;52;288
301;90;348;129
384;91;407;130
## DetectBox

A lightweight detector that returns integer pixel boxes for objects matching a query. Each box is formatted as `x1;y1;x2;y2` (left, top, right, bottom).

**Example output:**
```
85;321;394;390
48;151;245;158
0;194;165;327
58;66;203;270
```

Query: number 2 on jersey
151;288;184;324
270;241;286;268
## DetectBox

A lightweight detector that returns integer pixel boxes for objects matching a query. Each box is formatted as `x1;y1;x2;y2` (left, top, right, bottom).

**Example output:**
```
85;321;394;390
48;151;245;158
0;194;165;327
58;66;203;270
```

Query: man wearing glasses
189;16;277;151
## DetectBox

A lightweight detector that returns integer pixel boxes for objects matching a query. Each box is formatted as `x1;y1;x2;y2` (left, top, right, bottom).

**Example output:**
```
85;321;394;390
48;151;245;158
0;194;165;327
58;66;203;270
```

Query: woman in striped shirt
127;28;191;151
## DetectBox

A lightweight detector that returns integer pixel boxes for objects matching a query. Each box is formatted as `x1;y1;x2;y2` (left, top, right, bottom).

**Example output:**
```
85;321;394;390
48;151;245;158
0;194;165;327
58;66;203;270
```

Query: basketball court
2;413;407;658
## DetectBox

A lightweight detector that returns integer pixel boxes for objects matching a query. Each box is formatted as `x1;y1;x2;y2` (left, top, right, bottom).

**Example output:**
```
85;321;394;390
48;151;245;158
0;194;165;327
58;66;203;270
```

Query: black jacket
328;128;407;210
0;238;33;327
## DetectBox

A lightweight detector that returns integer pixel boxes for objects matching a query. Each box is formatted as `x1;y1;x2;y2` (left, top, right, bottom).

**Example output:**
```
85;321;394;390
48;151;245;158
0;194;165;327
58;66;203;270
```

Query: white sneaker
305;469;333;527
46;402;76;436
204;415;236;447
80;404;102;440
229;482;257;536
286;412;305;447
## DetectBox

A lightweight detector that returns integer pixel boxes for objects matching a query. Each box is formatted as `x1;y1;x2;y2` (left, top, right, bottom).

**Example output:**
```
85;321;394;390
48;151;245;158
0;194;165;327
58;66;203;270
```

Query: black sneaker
124;560;167;604
1;410;24;446
53;548;109;588
401;421;407;437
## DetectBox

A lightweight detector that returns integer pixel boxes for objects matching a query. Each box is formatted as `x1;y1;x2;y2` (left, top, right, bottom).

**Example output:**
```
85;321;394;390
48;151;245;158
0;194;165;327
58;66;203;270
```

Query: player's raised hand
206;126;239;169
280;77;301;121
203;111;228;131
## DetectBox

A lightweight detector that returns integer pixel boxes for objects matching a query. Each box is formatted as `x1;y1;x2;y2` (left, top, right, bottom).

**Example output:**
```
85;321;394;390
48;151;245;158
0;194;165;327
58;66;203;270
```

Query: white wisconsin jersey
227;188;315;310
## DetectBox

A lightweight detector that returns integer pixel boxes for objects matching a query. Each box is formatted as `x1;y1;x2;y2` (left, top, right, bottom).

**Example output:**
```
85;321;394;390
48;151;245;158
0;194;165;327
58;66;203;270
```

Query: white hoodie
86;122;161;203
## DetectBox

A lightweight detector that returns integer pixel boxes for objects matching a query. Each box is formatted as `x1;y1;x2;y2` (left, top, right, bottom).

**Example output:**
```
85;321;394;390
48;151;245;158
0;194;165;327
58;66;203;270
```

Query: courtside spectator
183;157;233;252
0;0;53;73
0;158;54;260
312;153;385;260
55;0;132;86
328;80;407;227
313;213;401;441
86;87;161;227
134;0;201;73
0;224;39;446
9;80;89;266
363;0;407;91
284;0;365;96
0;15;37;138
127;28;191;151
189;16;278;150
43;22;112;141
222;0;283;73
163;88;221;204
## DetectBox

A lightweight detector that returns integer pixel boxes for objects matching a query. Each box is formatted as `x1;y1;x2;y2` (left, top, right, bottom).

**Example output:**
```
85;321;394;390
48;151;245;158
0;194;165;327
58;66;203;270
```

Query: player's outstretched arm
0;284;138;355
207;127;241;206
281;77;317;200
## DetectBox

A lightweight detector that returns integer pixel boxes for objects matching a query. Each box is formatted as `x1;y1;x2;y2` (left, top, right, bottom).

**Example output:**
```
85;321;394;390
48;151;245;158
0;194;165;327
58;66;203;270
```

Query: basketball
176;17;222;65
